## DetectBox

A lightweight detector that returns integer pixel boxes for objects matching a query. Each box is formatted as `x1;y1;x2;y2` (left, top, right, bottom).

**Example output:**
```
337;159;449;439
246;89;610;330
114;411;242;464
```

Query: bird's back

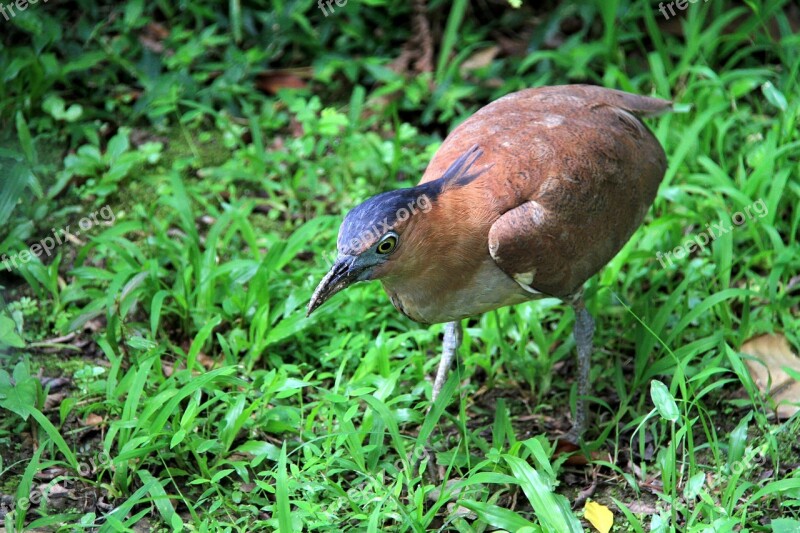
419;84;671;298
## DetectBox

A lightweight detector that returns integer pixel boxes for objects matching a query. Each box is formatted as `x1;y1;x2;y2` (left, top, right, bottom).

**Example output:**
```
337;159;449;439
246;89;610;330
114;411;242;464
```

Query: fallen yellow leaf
584;500;614;533
741;333;800;419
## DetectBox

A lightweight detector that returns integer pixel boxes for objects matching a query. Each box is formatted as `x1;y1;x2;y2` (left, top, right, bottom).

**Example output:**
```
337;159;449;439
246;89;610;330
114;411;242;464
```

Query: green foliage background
0;0;798;530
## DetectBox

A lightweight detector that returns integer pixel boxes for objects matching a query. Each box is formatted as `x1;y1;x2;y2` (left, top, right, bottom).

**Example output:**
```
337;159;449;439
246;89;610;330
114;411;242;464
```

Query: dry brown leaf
45;392;68;409
35;467;69;480
145;21;170;40
742;333;800;419
459;46;500;75
626;501;657;514
84;413;104;427
196;352;217;370
139;35;165;54
139;22;170;54
574;474;598;508
388;0;433;75
554;438;586;464
256;71;309;94
554;438;610;466
40;376;71;390
446;502;477;520
426;479;464;502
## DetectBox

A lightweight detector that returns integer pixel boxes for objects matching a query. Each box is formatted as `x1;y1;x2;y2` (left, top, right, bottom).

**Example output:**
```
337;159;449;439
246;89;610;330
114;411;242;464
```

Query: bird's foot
562;427;581;446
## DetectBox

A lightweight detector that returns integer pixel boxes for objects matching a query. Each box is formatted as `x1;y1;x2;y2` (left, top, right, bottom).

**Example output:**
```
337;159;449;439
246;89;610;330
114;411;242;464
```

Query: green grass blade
276;442;293;533
504;455;581;533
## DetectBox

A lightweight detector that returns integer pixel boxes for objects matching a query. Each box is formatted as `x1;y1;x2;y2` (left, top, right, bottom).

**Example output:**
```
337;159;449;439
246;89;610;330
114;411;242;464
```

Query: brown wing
418;84;671;298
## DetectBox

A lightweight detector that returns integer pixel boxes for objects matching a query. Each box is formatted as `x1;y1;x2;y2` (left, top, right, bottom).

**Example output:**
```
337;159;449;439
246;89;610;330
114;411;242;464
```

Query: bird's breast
382;255;537;324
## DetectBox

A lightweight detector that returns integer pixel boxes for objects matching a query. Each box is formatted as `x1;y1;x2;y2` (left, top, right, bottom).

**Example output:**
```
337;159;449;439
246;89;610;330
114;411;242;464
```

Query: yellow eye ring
377;234;398;254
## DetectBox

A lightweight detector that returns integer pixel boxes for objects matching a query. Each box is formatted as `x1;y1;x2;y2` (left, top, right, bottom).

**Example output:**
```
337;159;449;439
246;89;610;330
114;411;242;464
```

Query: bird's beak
306;255;362;316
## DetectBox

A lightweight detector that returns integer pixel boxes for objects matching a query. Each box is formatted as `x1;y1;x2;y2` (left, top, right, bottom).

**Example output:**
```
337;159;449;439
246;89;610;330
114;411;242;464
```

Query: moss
33;353;91;378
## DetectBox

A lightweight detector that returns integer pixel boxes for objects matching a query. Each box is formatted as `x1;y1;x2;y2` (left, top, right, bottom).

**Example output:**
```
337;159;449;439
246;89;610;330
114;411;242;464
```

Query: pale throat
380;252;534;324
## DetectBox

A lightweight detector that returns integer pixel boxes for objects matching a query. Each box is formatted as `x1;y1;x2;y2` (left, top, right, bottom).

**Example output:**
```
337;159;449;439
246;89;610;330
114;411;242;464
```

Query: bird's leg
565;301;595;443
432;321;462;402
418;321;462;483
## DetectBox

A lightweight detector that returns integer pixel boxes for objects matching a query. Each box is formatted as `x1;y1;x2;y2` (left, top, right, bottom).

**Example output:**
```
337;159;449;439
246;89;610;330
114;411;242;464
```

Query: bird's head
306;144;490;317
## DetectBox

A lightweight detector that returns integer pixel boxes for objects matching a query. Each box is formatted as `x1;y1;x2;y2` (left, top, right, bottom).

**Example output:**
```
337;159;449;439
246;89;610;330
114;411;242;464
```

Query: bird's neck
379;185;503;322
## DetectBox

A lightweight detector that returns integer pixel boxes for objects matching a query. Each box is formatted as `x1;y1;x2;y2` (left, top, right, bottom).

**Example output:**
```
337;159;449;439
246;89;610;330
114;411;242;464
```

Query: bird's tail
593;86;674;118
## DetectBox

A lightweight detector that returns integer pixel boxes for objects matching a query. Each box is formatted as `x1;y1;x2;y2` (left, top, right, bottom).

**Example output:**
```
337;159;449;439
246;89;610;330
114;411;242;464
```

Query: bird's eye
376;234;398;254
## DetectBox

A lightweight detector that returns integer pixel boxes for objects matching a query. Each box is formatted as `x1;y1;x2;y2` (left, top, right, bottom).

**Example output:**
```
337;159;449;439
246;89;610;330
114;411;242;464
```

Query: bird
307;84;672;441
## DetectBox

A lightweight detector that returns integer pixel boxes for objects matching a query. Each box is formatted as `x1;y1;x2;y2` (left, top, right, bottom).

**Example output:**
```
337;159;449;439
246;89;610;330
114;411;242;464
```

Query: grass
1;0;799;530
